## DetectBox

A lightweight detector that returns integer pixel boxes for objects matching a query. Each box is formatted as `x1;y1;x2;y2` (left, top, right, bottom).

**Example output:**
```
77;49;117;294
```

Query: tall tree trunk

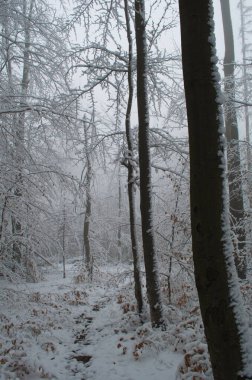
83;119;93;280
178;1;251;378
1;11;14;259
220;0;246;279
13;0;34;267
135;0;164;327
240;0;252;244
124;0;143;315
62;198;66;279
117;164;122;261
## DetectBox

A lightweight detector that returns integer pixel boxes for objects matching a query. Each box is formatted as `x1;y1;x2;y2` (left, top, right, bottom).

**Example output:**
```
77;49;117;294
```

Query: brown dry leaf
117;295;124;304
177;293;188;307
41;342;56;352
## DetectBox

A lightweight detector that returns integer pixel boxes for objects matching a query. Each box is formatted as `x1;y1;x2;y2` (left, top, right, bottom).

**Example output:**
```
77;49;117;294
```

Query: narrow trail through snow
0;264;182;380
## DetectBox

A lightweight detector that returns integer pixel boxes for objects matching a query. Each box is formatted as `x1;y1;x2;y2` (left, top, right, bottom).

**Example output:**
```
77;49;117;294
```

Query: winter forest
0;0;252;378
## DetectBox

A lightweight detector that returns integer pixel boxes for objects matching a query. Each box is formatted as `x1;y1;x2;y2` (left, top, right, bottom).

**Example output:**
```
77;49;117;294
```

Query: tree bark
135;0;164;327
62;199;66;279
13;0;34;268
240;0;252;248
117;165;122;261
179;0;251;378
220;0;246;279
124;0;143;315
83;119;93;280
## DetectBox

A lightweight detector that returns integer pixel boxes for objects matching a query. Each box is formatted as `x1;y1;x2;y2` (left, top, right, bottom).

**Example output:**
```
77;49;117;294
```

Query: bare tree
220;0;246;279
12;0;35;269
135;0;164;327
83;117;93;280
123;0;143;315
239;0;252;248
0;0;75;280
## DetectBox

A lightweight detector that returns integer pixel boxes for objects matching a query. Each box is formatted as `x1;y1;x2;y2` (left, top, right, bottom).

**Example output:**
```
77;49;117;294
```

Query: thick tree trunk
124;0;143;315
179;1;251;378
220;0;246;279
135;0;164;327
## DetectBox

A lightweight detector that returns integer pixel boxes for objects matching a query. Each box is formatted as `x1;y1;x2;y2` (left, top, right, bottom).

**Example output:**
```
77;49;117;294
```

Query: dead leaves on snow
0;286;89;379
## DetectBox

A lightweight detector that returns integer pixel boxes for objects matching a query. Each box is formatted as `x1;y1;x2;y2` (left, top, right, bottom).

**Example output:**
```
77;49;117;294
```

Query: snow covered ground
0;263;214;379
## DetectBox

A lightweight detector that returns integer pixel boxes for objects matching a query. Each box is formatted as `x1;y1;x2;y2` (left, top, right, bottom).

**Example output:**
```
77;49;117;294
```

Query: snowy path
76;287;182;380
0;265;182;380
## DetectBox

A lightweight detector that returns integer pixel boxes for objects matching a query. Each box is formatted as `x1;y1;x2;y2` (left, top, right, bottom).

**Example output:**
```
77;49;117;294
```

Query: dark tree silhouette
178;0;251;378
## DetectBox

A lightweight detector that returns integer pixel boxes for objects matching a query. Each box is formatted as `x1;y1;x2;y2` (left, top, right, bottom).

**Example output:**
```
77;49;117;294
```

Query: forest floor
0;261;242;380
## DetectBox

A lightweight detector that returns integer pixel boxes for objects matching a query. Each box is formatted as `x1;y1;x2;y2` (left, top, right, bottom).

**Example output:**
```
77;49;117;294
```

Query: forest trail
0;263;182;380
